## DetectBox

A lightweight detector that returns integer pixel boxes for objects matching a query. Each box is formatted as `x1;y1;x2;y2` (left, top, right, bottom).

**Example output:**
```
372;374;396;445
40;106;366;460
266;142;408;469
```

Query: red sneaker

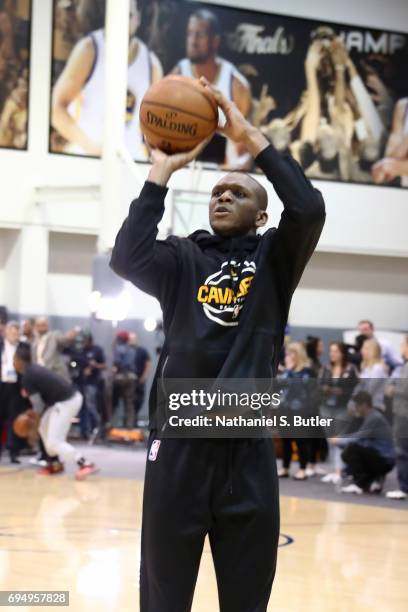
37;462;64;476
75;463;99;481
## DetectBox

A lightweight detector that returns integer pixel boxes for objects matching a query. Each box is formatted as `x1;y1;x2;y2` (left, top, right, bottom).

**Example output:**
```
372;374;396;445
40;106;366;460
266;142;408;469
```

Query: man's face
6;325;19;345
209;174;267;237
358;322;373;337
186;17;217;64
35;319;49;336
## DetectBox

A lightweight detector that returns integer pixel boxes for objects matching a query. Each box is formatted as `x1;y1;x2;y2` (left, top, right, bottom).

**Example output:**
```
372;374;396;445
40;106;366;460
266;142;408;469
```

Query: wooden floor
0;466;407;612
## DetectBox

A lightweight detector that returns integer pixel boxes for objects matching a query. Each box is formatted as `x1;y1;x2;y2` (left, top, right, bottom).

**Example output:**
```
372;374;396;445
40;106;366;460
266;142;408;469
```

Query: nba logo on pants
149;440;161;461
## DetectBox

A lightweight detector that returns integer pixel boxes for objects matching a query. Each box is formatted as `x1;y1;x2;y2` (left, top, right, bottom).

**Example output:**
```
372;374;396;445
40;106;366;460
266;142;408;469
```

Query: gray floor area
10;440;406;511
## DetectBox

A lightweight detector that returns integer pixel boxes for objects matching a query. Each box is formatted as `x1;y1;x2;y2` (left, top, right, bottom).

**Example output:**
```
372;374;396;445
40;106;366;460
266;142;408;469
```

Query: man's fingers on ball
200;78;225;104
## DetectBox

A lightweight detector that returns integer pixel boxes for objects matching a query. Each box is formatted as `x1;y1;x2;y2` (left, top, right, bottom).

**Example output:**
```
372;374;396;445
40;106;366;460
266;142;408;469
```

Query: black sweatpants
140;433;280;612
341;443;395;490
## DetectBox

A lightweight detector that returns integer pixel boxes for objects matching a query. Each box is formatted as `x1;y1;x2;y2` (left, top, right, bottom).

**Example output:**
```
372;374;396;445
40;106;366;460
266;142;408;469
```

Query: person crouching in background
330;391;395;495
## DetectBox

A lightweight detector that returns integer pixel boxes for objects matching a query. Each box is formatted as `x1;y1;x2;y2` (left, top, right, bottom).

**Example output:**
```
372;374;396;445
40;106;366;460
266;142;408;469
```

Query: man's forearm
255;140;324;218
148;162;174;187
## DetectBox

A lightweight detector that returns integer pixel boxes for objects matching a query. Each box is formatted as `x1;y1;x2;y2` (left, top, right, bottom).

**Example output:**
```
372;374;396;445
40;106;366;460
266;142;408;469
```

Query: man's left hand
200;76;250;142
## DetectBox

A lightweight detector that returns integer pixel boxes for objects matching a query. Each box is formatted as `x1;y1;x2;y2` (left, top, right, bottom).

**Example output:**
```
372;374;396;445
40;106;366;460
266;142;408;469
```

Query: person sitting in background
31;317;77;381
13;343;98;479
112;331;137;429
278;342;314;481
353;338;388;412
330;391;395;495
357;319;403;372
320;341;359;484
385;334;408;500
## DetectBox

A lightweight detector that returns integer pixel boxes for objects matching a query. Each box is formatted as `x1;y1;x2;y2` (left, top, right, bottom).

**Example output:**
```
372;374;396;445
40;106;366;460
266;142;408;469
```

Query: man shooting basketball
111;78;325;612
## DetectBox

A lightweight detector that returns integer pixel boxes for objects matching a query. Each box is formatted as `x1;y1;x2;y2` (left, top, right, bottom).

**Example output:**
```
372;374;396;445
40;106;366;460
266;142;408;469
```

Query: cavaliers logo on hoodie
197;259;256;327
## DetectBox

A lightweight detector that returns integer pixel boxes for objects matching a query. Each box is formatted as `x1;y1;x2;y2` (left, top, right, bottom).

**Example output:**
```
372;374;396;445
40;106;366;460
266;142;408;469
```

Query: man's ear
256;211;268;228
212;34;221;53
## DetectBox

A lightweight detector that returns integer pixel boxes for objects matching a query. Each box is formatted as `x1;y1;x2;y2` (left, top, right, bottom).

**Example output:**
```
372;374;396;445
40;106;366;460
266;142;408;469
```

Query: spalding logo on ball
140;75;218;154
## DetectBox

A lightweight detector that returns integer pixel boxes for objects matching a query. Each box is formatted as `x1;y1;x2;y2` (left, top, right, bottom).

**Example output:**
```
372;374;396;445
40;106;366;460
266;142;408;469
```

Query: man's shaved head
227;172;268;211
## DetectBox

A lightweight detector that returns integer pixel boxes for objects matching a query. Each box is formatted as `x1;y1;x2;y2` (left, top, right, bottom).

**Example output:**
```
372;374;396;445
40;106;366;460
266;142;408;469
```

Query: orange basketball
13;411;35;438
139;75;218;154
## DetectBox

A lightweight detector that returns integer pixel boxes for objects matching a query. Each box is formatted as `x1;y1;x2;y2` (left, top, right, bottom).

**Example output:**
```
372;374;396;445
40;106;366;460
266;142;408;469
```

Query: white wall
0;0;407;327
293;251;408;329
202;0;408;32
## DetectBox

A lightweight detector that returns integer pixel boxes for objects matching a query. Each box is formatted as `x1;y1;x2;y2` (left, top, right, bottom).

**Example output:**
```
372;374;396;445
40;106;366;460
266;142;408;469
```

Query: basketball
13;411;35;438
139;75;218;154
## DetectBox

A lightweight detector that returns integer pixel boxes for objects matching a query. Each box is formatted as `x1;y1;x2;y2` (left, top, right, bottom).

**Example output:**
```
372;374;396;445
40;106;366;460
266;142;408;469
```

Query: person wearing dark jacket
277;341;315;480
0;321;28;463
331;391;395;494
110;77;325;612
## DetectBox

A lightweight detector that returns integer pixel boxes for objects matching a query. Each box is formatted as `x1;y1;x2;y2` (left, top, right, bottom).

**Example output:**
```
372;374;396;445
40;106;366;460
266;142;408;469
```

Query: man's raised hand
147;136;211;186
199;76;269;158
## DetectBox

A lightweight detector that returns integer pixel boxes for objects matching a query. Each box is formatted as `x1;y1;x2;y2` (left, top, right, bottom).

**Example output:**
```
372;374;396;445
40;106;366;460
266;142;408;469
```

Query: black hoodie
110;144;326;427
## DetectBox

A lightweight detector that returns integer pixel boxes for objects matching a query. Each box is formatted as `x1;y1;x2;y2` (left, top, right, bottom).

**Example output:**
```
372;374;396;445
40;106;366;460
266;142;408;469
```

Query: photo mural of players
50;0;162;159
49;0;408;187
0;0;31;150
